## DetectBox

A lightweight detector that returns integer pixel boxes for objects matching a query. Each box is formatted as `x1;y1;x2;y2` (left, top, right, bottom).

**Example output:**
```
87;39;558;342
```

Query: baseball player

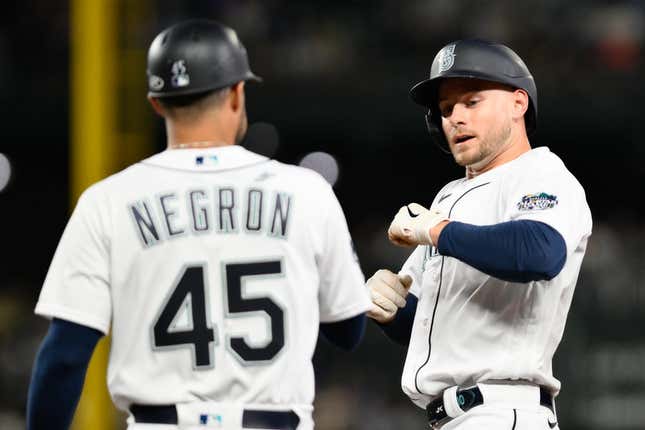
367;40;592;429
27;19;372;430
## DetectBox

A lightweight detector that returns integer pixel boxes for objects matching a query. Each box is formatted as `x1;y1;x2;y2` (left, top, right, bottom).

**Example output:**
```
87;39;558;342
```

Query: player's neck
165;117;236;150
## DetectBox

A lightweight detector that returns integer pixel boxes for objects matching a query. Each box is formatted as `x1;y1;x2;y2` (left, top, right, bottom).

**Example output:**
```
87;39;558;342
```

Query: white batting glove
388;202;448;247
366;269;413;324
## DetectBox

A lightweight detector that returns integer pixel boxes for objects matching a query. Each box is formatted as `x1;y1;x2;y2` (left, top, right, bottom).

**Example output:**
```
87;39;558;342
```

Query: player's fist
388;203;448;247
366;269;413;324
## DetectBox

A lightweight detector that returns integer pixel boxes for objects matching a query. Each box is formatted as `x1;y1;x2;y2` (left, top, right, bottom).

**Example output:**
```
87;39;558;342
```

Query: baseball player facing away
367;40;592;429
27;20;372;430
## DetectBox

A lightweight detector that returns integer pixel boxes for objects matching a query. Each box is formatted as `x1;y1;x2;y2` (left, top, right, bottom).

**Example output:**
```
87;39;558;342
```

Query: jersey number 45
152;261;285;369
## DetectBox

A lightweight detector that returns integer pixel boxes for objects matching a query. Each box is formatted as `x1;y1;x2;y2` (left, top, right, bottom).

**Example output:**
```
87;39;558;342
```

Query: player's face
438;78;516;171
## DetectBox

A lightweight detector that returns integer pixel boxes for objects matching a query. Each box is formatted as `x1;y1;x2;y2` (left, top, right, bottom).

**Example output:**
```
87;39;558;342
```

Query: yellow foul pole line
70;0;118;428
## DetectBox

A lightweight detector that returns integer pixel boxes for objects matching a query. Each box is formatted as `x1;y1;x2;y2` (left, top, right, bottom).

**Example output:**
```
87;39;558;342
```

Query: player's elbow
532;231;567;281
542;250;566;280
520;221;567;281
42;319;103;367
319;314;366;351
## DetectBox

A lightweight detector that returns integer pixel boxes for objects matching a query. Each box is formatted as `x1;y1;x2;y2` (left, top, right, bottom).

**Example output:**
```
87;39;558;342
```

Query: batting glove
388;202;448;247
366;269;413;324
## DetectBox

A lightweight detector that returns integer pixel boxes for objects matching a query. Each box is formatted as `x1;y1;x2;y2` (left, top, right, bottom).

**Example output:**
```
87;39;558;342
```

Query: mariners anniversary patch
516;192;558;211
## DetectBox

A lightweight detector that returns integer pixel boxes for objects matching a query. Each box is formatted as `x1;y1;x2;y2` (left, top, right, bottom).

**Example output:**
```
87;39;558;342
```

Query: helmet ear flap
425;110;451;154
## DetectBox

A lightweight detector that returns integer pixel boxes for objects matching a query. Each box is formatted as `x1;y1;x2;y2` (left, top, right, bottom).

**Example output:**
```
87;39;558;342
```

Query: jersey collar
141;145;269;172
464;146;551;183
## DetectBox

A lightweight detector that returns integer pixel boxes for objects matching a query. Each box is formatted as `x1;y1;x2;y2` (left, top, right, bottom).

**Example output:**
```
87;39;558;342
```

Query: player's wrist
429;220;450;246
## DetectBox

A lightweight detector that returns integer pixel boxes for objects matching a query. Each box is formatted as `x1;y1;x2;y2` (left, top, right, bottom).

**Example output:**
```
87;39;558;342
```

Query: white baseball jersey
399;147;592;409
35;145;371;413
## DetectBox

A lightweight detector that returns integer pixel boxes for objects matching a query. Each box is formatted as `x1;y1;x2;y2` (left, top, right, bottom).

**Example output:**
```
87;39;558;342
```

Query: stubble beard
452;119;512;171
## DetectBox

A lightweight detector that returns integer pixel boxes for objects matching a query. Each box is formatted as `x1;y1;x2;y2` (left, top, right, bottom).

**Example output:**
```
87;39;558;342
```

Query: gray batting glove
366;269;413;323
388;202;448;247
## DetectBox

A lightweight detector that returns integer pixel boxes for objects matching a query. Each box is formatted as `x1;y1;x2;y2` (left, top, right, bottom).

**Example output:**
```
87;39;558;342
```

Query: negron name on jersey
128;187;292;248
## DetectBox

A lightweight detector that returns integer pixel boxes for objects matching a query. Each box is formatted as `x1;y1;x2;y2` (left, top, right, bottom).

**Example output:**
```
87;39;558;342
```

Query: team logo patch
516;192;558;211
149;75;164;91
437;44;456;73
171;60;190;88
195;155;218;166
199;413;223;426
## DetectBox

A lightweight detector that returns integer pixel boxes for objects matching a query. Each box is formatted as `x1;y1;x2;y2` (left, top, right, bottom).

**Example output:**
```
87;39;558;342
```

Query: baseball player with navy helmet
367;40;592;429
27;19;372;430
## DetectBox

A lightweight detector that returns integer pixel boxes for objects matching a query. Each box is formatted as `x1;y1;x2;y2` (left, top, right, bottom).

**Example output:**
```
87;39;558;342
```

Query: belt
130;404;300;429
426;385;554;428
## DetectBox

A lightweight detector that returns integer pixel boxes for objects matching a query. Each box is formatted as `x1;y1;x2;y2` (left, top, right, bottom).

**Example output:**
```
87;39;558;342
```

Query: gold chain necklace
172;141;228;149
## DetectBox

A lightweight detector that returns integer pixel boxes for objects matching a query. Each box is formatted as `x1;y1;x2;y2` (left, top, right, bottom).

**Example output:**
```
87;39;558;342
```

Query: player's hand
366;269;413;324
388;203;448;247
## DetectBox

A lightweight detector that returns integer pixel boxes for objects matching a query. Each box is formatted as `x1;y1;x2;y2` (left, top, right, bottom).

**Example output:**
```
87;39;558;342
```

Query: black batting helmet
147;19;262;98
409;39;537;149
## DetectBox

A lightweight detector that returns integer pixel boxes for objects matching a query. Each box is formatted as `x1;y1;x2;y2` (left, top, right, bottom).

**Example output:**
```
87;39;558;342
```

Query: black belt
130;404;300;429
426;385;554;428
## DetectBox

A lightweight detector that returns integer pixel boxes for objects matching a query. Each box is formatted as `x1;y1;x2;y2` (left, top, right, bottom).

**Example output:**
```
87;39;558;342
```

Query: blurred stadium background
1;0;644;429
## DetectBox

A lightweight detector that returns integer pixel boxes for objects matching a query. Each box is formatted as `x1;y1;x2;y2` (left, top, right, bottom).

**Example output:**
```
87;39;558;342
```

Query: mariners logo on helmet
171;60;190;88
437;44;456;73
149;75;164;91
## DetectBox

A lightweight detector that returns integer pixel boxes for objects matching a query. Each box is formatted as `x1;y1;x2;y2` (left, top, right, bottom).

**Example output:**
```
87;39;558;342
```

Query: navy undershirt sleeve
319;313;366;351
375;293;418;346
437;220;567;283
27;318;103;430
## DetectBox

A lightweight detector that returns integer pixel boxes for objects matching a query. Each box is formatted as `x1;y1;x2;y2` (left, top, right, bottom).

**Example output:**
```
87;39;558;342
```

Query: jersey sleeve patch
516;192;558;211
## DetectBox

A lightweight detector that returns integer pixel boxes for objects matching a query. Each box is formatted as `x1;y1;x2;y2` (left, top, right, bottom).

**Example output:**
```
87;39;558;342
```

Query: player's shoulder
72;160;153;207
262;159;333;192
270;160;330;182
518;146;563;170
514;146;587;193
69;176;120;217
82;163;146;193
533;147;581;178
81;147;189;190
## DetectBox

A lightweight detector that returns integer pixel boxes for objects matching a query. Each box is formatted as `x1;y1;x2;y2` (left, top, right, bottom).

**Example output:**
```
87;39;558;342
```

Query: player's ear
147;96;167;117
511;89;529;120
229;81;245;113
